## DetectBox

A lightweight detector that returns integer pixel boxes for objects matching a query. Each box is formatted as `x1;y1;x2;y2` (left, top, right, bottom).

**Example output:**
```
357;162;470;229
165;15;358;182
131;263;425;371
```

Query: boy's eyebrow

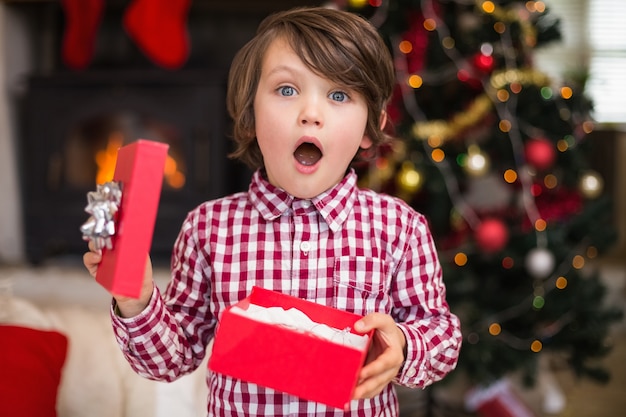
264;64;299;77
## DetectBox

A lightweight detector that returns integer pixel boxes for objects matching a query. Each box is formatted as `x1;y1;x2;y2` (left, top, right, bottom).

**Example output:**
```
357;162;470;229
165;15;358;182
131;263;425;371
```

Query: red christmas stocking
123;0;192;69
61;0;105;70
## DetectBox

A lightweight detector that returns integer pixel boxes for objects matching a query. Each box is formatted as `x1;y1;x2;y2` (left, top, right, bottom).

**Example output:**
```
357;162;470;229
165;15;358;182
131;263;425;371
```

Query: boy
84;6;462;416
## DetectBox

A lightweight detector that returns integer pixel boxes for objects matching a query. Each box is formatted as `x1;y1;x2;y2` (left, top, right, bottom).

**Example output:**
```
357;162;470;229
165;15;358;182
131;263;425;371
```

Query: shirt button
406;367;417;377
300;241;311;252
301;200;311;208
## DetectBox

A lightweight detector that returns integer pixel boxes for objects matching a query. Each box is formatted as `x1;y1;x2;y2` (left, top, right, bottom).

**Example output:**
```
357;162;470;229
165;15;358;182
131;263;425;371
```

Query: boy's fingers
83;252;97;263
354;367;396;399
87;240;102;255
83;246;103;278
354;312;387;333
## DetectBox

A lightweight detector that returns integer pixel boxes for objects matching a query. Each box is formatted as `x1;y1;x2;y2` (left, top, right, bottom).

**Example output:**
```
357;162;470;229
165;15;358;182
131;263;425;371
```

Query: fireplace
19;69;248;264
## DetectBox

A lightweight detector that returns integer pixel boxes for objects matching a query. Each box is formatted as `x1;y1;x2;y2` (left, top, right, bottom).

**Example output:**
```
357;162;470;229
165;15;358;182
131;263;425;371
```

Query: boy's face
253;37;372;199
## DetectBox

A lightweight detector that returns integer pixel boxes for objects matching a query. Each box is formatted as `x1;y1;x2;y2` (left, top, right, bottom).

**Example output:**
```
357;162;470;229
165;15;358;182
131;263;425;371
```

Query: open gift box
208;286;374;410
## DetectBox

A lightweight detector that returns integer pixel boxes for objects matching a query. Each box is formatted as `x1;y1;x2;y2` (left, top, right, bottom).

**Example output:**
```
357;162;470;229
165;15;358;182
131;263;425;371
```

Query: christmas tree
343;0;623;389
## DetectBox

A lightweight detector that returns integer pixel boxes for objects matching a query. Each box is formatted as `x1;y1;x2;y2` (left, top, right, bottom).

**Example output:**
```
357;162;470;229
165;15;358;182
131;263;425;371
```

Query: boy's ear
360;136;373;149
360;110;388;150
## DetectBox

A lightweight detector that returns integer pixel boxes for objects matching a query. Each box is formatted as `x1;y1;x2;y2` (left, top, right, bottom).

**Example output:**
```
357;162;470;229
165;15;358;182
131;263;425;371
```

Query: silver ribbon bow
80;181;123;250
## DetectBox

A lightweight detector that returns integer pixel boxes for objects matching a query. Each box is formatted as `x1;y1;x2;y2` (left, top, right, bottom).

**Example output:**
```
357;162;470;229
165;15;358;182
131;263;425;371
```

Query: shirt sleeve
391;211;462;389
109;209;215;382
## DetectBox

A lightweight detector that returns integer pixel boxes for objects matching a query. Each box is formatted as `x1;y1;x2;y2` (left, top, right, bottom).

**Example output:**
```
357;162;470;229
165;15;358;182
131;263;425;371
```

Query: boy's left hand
352;313;407;400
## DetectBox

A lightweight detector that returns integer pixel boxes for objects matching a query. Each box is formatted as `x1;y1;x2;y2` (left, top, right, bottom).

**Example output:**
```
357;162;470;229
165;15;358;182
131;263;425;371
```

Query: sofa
0;265;208;417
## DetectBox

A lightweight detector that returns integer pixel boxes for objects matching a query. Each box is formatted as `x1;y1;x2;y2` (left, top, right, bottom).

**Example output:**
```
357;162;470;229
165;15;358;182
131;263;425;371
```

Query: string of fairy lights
348;0;606;352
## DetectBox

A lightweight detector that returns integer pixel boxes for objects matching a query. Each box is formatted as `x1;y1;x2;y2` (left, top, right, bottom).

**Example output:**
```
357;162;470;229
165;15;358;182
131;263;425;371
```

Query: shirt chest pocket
333;256;391;316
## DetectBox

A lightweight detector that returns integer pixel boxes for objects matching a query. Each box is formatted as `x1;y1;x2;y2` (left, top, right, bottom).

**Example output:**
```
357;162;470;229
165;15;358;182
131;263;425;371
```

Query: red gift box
465;379;537;417
208;286;374;410
96;139;169;298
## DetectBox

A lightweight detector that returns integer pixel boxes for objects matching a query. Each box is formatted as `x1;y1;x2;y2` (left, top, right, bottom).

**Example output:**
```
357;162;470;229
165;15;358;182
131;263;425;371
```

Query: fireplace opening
19;71;251;265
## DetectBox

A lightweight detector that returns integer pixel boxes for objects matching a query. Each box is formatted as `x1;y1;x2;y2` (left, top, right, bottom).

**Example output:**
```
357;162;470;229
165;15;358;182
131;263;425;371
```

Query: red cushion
0;325;68;417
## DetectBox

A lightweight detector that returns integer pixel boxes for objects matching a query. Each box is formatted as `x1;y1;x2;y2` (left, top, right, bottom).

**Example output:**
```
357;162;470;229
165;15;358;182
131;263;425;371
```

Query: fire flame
95;132;123;184
95;134;186;189
164;155;186;188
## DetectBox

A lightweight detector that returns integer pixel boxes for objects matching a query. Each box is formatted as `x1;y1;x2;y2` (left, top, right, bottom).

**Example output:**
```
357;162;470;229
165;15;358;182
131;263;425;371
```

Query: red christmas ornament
475;218;509;254
61;0;105;70
524;138;556;171
473;53;495;73
123;0;192;69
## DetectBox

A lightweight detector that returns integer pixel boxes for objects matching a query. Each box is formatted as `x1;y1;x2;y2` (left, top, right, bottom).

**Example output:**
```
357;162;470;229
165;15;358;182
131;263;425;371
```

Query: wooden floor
544;263;626;417
553;330;626;417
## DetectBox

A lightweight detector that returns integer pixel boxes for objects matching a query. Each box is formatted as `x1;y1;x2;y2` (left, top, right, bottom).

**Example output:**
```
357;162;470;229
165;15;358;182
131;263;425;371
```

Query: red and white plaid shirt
111;169;461;416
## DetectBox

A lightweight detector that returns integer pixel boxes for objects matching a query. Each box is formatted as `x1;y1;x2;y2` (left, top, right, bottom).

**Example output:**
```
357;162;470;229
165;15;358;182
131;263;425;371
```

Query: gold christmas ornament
396;161;423;195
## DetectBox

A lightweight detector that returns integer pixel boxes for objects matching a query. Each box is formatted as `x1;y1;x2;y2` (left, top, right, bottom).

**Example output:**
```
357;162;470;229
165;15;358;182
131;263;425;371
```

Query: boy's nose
299;96;323;127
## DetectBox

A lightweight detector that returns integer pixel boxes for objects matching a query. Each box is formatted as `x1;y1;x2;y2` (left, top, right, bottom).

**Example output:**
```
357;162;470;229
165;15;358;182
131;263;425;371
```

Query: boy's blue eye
330;91;348;102
279;86;296;96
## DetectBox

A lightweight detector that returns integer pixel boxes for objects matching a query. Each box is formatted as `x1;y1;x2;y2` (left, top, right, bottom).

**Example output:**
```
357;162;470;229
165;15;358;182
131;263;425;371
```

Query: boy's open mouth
294;142;322;166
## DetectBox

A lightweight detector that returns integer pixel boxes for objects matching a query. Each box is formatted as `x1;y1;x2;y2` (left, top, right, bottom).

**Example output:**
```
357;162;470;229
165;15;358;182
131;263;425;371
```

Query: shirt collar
248;169;358;233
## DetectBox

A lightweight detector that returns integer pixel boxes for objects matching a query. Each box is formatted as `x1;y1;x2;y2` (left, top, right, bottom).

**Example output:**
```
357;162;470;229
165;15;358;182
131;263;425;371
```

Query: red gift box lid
96;139;168;298
208;286;373;410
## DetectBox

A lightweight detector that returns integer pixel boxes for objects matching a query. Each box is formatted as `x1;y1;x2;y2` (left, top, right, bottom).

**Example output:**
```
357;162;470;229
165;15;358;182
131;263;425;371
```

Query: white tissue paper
230;304;369;351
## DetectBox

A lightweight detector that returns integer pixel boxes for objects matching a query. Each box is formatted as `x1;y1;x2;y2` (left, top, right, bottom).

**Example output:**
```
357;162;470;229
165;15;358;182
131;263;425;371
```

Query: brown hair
226;6;395;169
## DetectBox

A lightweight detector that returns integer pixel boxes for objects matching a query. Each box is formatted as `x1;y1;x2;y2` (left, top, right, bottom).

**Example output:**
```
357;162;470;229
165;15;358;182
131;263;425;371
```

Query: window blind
586;0;626;124
534;0;626;124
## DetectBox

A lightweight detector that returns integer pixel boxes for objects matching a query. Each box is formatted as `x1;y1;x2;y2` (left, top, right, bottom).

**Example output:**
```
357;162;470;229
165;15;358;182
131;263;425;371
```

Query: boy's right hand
83;242;154;318
83;243;103;279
